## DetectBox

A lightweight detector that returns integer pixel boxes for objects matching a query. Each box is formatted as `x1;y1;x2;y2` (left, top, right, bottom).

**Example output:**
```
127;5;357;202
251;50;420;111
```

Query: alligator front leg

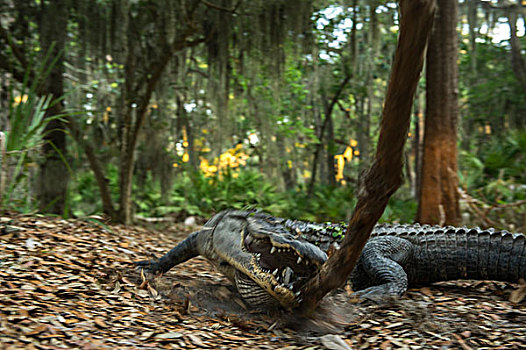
350;236;413;299
136;231;201;274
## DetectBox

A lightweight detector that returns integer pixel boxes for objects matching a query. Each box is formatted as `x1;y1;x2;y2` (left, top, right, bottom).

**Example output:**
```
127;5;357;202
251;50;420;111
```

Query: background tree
36;0;69;215
417;0;461;225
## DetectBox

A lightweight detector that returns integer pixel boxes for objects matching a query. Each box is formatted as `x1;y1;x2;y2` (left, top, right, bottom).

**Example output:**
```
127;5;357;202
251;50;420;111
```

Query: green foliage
69;162;422;225
70;164;119;217
459;131;526;230
459;38;525;132
126;169;287;218
381;195;418;224
460;130;526;196
281;184;356;222
2;51;67;210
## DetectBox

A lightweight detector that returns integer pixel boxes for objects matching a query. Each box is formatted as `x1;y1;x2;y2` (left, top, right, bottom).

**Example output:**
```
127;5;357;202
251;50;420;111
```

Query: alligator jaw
210;211;328;309
238;227;327;308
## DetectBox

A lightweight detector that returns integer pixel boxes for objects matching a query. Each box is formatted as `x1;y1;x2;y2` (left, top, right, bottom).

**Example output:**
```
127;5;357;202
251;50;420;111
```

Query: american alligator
136;209;526;309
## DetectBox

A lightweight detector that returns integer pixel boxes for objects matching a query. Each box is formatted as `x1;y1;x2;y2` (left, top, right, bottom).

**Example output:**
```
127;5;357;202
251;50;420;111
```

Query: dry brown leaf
26;324;48;335
94;317;108;328
148;283;158;298
509;284;526;303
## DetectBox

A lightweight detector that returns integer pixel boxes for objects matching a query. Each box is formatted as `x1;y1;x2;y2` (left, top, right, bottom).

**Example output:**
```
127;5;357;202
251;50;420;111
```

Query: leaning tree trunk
37;0;69;215
299;0;436;312
417;0;461;226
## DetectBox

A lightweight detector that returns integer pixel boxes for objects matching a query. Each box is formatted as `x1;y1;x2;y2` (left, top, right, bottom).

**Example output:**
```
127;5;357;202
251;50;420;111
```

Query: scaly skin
285;219;526;297
136;210;526;308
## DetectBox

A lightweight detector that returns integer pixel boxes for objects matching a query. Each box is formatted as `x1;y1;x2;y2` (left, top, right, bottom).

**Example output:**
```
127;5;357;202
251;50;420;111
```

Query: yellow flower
343;146;353;162
13;94;28;105
334;155;345;181
208;165;218;173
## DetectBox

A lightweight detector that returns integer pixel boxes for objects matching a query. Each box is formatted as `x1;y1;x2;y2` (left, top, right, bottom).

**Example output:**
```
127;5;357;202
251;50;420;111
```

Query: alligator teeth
272;268;278;276
296;256;302;264
295;291;301;296
270;246;276;254
282;267;293;285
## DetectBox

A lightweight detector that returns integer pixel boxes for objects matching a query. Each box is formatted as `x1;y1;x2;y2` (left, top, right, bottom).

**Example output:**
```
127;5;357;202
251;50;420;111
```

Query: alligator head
211;211;328;309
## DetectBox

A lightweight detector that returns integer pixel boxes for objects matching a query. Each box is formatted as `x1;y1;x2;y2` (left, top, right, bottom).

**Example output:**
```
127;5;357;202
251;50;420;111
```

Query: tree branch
200;0;242;13
0;24;28;70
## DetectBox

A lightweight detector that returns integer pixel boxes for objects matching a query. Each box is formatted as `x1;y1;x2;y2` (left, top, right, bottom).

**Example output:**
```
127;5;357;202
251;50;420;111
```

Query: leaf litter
0;212;524;349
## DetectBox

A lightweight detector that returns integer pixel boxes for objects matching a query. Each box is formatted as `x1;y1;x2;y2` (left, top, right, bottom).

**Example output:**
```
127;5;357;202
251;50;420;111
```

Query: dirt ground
1;212;525;349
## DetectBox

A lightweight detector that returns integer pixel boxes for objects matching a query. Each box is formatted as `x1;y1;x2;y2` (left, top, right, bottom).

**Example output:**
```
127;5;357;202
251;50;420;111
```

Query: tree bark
0;131;5;206
324;98;336;187
417;0;461;226
506;5;526;98
299;0;436;312
37;0;69;215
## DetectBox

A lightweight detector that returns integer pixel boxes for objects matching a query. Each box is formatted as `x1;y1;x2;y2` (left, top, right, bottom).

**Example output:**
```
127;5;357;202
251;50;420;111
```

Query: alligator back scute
488;232;502;280
510;233;525;281
445;228;462;280
498;232;513;281
465;228;479;278
476;230;490;279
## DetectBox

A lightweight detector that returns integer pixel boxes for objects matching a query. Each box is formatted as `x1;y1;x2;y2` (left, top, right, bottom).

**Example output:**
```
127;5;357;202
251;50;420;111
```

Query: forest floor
1;212;525;350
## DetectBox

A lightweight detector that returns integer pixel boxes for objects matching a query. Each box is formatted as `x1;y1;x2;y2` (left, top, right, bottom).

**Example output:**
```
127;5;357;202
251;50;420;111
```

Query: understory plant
1;51;67;211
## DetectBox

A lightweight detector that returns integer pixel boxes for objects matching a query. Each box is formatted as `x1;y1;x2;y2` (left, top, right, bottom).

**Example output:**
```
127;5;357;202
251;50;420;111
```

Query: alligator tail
476;230;526;282
412;228;526;283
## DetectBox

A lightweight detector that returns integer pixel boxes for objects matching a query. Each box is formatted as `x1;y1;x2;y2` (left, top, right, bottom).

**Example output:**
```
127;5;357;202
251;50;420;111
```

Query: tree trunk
506;6;526;98
37;0;69;215
117;25;203;224
308;75;351;195
417;0;460;226
413;97;423;198
324;99;336;187
0;132;5;206
299;0;436;312
276;134;295;189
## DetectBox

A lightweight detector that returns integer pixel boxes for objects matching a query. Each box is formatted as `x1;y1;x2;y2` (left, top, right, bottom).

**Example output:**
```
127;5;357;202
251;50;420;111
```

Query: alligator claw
134;259;161;274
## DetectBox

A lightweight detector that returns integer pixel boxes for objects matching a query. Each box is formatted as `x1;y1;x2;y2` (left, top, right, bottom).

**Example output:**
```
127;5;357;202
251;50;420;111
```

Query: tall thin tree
417;0;461;226
37;0;69;214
